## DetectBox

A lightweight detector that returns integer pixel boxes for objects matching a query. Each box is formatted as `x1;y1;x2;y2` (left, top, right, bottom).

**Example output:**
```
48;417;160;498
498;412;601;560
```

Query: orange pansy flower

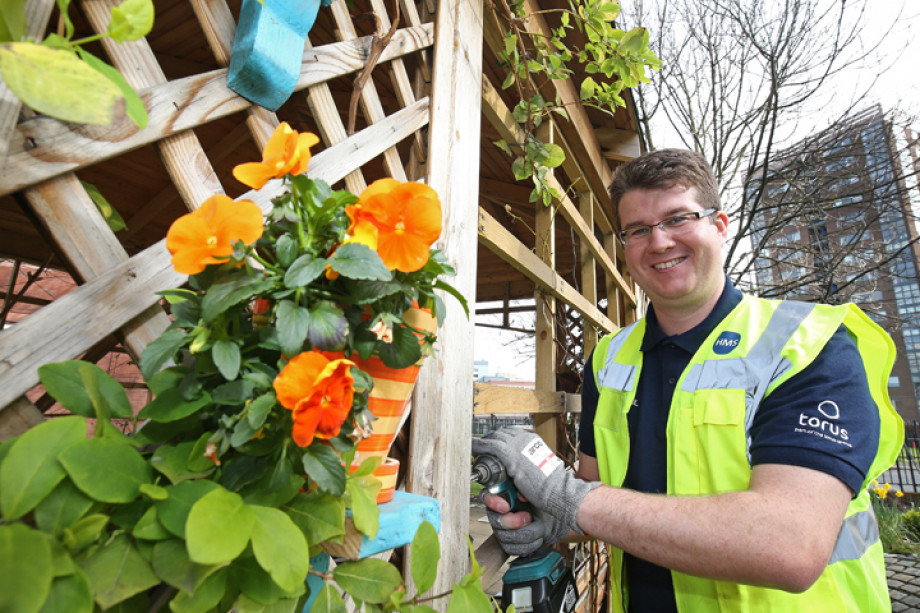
165;194;264;275
347;179;442;272
273;351;356;447
233;122;321;190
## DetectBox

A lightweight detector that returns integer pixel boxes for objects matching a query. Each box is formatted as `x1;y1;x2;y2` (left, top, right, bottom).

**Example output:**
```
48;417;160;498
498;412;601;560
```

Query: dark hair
608;149;721;231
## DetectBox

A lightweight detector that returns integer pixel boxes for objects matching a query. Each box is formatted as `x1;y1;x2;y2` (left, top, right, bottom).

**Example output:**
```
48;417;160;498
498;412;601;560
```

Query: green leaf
0;415;85;520
306;301;347;351
139;328;187;379
0;42;123;125
511;157;530;181
78;55;147;128
58;438;152;503
212;339;241;380
150;441;215;484
38;568;94;613
152;539;214;592
0;524;54;613
155;479;220;538
38;360;130;418
250;505;310;592
301;443;347;496
201;270;274;323
246;392;276;429
276;300;309;357
132;506;172;541
410;521;440;594
619;26;648;54
309;584;346;613
169;567;228;613
282;492;345;545
80;179;127;231
274;234;298;267
60;513;109;553
138;387;211;423
33;479;94;536
106;0;154;42
186;487;255;565
212;379;255;405
79;534;159;610
580;76;597;100
327;243;391;281
346;475;380;539
240;458;303;508
0;0;26;42
446;583;493;613
377;324;422;369
79;362;133;421
228;555;299;605
541;142;565;168
284;254;327;288
332;559;402;604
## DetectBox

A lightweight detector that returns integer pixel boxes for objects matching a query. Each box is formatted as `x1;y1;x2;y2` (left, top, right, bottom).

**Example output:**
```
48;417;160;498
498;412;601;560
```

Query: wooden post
533;125;557;450
407;0;483;601
580;192;599;357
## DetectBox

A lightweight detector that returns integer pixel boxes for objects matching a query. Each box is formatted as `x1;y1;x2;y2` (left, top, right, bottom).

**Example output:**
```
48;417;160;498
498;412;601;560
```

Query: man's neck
652;278;726;337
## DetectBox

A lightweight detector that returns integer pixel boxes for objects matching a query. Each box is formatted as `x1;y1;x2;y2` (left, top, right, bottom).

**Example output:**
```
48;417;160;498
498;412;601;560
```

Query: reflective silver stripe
829;506;880;564
680;300;816;461
597;322;641;392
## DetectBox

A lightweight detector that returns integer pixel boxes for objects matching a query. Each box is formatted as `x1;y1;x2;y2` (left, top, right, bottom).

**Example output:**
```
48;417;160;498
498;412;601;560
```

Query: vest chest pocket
596;387;631;432
686;388;751;493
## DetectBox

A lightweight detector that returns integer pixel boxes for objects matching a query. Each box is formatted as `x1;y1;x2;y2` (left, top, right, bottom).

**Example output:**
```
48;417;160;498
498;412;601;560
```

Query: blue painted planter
228;0;329;110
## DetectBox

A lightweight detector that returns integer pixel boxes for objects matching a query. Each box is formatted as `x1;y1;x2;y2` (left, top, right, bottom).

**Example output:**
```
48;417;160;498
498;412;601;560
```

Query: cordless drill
471;454;578;613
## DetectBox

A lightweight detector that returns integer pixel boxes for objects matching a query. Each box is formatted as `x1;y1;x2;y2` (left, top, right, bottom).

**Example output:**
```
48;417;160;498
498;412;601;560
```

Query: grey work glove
471;428;601;535
485;505;570;556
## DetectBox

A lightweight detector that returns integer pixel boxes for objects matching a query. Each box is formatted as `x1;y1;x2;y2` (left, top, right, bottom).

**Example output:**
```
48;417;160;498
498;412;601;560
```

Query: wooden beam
580;192;599;356
408;0;483;596
473;383;566;415
478;206;616;333
596;127;642;162
0;397;44;440
0;25;434;196
480;79;636;307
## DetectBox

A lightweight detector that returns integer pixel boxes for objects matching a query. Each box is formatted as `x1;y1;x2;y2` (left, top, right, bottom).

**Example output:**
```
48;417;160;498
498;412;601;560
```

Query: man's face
619;186;729;321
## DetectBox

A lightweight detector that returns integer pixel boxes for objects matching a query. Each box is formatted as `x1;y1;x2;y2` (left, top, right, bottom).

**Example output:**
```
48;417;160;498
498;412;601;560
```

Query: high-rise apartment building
747;106;920;421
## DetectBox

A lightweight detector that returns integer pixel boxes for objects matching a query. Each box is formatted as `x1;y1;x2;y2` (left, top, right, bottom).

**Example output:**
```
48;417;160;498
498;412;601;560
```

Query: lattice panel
0;0;437;413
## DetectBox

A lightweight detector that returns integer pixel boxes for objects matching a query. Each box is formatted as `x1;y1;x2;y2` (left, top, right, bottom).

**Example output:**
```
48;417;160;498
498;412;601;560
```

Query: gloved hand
485;505;571;556
471;429;601;535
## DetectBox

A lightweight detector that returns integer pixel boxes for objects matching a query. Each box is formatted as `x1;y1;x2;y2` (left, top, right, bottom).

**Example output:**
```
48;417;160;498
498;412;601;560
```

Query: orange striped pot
351;305;436;502
349;457;400;504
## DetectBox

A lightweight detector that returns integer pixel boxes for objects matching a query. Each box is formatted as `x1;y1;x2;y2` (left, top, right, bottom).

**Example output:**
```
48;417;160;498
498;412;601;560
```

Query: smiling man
473;149;903;612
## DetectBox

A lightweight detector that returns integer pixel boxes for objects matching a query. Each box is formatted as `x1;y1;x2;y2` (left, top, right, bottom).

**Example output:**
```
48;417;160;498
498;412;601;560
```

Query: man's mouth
652;257;685;271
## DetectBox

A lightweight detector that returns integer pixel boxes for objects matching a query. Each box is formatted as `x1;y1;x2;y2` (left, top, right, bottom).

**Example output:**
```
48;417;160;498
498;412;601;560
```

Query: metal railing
879;421;920;493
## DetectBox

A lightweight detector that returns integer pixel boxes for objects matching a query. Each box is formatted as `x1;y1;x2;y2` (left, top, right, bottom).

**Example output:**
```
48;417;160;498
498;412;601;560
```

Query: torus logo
797;400;849;443
712;331;741;355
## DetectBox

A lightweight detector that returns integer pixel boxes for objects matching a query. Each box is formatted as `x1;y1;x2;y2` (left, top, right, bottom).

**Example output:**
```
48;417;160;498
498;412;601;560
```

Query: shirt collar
642;276;743;353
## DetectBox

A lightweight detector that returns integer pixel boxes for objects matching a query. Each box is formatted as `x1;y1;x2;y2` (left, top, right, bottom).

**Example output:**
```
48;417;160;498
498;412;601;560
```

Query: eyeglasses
618;208;718;245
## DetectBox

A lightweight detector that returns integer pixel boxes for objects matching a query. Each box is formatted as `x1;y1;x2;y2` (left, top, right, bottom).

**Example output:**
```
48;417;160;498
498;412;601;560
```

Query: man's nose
646;224;673;249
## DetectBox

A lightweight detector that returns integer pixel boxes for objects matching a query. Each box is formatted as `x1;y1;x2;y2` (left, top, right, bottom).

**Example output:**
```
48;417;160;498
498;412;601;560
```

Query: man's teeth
653;258;684;271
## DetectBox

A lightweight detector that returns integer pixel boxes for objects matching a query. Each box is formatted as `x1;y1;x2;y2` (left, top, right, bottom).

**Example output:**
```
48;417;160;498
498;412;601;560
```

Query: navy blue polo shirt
578;278;880;613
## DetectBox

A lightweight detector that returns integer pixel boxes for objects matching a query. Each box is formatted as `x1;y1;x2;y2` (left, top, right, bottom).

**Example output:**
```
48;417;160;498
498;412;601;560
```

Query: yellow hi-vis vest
591;296;904;613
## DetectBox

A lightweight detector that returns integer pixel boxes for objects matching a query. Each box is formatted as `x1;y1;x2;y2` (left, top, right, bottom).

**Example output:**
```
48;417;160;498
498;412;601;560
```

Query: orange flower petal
289;132;321;176
358;178;401;202
273;351;329;410
233;161;278;190
209;198;264;247
377;232;432;272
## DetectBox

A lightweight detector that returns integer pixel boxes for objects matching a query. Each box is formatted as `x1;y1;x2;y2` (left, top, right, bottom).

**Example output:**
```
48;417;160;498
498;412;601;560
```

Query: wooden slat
0;106;429;413
597;126;643;163
304;35;368;195
0;397;45;440
473;383;566;414
81;0;221;209
189;0;280;149
408;0;483;596
478;207;616;333
1;25;434;196
0;0;55;176
480;78;636;307
327;0;407;181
